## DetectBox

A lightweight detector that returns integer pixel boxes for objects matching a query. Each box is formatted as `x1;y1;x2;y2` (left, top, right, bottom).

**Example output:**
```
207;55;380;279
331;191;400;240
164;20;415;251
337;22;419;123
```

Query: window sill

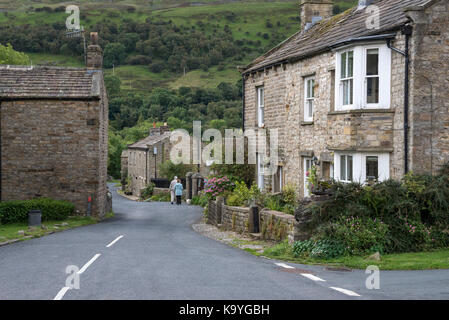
301;121;314;126
328;109;395;116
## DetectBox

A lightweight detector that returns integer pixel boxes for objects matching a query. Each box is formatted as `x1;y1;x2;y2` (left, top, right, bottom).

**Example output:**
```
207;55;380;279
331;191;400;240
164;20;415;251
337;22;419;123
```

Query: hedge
0;198;75;224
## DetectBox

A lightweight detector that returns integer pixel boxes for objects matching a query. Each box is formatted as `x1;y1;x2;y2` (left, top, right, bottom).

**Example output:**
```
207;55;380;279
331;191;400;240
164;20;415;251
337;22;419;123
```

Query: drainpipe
242;74;245;130
387;25;412;175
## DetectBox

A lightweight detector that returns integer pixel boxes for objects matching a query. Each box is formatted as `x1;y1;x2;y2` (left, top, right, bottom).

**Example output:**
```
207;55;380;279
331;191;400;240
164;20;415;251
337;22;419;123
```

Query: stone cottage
121;125;172;197
0;33;109;217
241;0;449;198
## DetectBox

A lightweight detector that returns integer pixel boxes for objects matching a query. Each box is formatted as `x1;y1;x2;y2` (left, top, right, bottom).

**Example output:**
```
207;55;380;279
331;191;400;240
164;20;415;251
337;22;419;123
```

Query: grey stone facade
0;35;109;217
242;0;449;197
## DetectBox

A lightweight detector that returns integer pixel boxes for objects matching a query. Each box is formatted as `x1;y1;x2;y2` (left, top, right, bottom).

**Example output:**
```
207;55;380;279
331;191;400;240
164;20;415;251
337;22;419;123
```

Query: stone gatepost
191;173;203;197
216;196;224;225
186;172;193;200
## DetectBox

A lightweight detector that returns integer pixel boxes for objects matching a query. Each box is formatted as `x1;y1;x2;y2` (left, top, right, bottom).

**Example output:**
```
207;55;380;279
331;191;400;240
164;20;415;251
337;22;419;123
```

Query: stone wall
259;209;295;242
222;205;250;233
206;199;296;242
408;0;449;174
1;97;107;217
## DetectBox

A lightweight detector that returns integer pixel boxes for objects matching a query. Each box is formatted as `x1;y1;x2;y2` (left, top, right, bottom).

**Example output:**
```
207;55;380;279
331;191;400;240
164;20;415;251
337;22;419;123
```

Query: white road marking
77;253;101;275
330;287;361;297
54;286;70;300
300;273;326;282
275;262;295;269
106;235;124;248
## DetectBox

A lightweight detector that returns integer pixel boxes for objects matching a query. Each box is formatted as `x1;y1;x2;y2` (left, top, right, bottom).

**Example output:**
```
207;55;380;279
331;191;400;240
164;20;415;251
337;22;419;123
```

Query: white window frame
257;153;265;190
334;152;390;183
257;86;264;127
304;77;315;122
335;44;391;111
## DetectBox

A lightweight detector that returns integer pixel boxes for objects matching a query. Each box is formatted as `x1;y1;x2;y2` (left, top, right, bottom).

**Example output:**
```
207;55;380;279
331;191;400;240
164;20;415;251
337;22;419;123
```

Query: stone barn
0;34;109;217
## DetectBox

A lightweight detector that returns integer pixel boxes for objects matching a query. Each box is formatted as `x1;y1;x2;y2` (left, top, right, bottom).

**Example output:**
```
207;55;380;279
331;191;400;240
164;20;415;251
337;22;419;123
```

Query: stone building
121;124;215;197
0;33;109;217
241;0;449;197
121;125;171;197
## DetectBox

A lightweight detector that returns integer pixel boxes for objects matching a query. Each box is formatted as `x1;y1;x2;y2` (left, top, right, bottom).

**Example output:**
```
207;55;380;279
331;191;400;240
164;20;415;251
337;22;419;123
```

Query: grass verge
0;215;108;245
259;241;449;270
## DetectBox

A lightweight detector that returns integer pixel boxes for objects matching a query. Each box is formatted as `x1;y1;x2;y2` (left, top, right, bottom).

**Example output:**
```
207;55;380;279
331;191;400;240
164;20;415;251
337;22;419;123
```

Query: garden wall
207;199;299;242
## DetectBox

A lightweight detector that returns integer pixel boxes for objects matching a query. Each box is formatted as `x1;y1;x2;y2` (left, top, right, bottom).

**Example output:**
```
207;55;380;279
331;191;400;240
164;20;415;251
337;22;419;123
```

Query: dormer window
335;44;391;110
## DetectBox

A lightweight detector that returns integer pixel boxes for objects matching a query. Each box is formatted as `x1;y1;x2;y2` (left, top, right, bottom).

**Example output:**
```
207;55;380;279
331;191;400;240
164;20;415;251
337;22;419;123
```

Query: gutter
242;33;398;76
387;25;413;175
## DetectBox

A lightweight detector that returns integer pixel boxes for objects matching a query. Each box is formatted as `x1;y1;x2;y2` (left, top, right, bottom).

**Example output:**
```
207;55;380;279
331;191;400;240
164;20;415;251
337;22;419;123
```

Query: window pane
343;79;353;105
341;52;347;78
308;100;313;118
311;79;315;98
366;156;378;180
340;155;346;181
347;156;353;181
349;79;353;105
367;77;379;104
366;49;379;76
347;51;353;77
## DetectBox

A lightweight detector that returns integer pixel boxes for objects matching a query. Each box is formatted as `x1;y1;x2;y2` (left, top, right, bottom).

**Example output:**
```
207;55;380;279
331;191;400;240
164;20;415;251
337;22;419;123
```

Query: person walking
169;176;177;205
174;179;183;205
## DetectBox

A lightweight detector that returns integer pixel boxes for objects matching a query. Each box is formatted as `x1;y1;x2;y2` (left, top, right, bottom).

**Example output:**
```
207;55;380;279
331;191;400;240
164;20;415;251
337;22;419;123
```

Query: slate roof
127;132;171;150
243;0;432;73
0;65;103;99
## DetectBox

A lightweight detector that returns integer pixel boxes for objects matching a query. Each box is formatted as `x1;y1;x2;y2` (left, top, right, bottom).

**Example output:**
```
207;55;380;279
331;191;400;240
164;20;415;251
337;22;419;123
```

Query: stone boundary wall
259;209;295;242
222;205;250;233
206;199;299;242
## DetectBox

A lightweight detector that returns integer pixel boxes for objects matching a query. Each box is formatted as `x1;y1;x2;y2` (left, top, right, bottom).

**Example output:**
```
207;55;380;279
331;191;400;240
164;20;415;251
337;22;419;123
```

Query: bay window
335;44;391;110
334;152;389;183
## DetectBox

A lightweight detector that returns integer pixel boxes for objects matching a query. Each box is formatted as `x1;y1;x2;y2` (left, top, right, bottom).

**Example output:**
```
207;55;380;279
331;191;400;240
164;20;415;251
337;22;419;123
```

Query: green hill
0;0;356;92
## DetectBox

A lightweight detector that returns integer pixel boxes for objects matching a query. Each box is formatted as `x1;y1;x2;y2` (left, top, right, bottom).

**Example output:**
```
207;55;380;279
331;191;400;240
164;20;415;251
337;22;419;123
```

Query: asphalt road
1;183;449;300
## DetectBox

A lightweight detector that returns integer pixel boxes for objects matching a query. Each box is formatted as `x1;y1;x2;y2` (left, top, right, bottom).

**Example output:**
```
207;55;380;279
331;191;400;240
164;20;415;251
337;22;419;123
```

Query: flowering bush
226;181;260;207
203;176;234;200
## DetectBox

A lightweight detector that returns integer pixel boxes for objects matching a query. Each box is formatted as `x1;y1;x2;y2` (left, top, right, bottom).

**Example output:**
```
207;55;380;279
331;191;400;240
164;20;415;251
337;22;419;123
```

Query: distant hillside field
0;0;356;91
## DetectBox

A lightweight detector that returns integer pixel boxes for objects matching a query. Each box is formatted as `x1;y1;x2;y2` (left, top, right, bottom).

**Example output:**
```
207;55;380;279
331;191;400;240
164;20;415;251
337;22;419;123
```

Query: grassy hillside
0;0;356;91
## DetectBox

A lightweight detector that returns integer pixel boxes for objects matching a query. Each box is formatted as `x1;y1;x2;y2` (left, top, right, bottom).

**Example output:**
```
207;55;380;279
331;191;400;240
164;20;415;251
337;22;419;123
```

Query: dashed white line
106;235;124;248
54;286;70;300
330;287;361;297
275;262;295;269
77;253;101;275
300;273;326;282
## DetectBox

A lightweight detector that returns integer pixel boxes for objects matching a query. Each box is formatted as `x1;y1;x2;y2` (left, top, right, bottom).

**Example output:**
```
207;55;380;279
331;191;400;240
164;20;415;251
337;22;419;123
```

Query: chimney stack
86;32;103;69
300;0;334;31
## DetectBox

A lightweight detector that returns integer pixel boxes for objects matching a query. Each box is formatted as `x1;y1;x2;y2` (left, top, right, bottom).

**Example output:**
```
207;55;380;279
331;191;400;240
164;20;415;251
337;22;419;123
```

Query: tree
103;42;126;68
160;160;195;180
104;75;121;97
0;43;30;65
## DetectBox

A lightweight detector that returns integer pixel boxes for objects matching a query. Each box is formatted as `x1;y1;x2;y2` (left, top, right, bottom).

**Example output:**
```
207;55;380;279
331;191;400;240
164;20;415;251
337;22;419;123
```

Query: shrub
191;195;208;207
150;193;171;202
140;182;155;200
225;181;260;207
0;198;75;224
316;216;389;255
307;167;449;254
203;176;234;200
292;239;346;259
